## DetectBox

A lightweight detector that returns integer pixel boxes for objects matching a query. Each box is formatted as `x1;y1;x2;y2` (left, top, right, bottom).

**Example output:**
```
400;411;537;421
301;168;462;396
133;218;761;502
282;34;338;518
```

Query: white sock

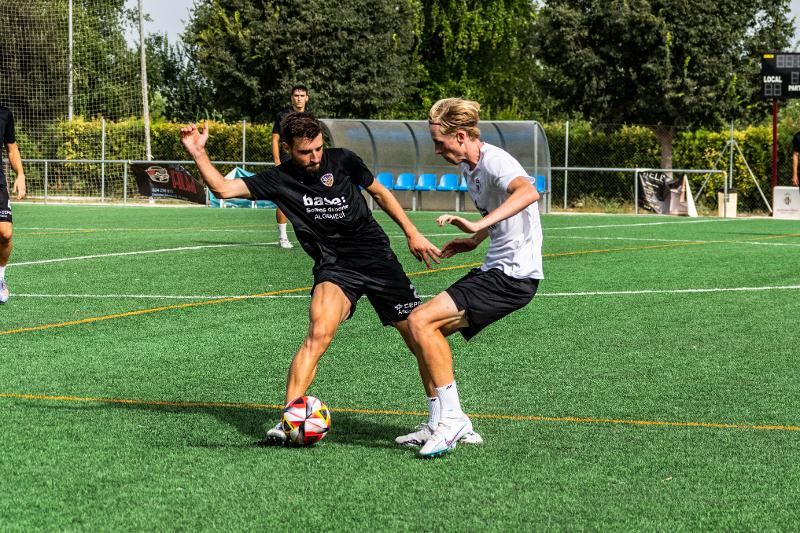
0;266;5;280
278;223;288;240
435;381;465;419
427;396;441;430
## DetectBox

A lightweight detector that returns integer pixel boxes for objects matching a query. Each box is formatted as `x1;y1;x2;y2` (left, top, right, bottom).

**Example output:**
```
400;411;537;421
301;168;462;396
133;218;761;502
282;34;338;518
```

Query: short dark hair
280;111;322;146
291;84;308;95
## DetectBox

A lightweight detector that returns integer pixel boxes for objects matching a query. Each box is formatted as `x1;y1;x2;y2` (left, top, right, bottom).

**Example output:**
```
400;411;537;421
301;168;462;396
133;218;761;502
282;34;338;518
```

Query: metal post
101;117;106;201
725;122;733;217
44;160;49;203
564;121;569;209
138;0;152;160
534;124;540;212
68;0;73;121
634;169;639;215
123;162;128;204
242;120;247;170
772;99;779;192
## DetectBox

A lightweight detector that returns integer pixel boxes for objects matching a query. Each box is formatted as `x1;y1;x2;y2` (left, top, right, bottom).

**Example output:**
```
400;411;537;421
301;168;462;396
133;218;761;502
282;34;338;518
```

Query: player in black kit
181;112;441;444
0;106;27;304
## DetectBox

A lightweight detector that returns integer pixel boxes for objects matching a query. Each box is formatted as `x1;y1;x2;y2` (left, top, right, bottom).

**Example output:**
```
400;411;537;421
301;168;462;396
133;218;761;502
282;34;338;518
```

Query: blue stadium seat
437;173;459;191
376;172;394;189
458;176;469;192
393;172;416;191
415;173;438;191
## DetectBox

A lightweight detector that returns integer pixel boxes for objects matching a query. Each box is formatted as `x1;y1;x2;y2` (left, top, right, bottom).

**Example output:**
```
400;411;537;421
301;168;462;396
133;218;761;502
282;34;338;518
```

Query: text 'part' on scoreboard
761;52;800;99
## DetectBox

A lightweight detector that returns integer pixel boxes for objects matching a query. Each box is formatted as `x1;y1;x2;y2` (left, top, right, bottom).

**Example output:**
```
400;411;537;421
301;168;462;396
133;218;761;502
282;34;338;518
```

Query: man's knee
0;226;11;246
407;306;432;336
305;322;336;352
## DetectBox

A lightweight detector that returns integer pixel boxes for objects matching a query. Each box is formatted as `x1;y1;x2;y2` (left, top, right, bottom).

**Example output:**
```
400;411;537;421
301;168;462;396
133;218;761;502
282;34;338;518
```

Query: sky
126;0;195;42
133;0;800;46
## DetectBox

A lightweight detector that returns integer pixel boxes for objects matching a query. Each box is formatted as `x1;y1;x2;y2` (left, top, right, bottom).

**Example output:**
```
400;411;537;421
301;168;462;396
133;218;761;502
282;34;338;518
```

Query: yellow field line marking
3;232;798;337
0;286;311;336
1;392;797;433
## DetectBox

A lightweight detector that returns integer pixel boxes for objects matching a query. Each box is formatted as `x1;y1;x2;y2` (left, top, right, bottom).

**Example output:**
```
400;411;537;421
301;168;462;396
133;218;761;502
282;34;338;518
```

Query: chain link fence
545;122;783;214
7;119;791;213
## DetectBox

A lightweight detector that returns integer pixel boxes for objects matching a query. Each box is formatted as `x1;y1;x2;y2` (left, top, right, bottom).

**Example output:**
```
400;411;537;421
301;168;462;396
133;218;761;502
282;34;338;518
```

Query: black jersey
271;108;294;163
793;131;800;154
0;107;16;181
244;148;393;269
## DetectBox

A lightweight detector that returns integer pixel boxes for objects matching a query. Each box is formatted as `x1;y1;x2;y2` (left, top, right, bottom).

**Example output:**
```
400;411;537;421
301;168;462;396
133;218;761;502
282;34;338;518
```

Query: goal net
0;0;145;201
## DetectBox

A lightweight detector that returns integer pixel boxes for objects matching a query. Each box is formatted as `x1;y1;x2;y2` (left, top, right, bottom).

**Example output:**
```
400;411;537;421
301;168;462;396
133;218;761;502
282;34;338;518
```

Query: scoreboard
761;52;800;99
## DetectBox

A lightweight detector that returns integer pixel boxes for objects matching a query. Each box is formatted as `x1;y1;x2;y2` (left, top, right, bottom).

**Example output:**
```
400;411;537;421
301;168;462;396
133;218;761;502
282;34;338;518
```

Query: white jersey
460;143;543;280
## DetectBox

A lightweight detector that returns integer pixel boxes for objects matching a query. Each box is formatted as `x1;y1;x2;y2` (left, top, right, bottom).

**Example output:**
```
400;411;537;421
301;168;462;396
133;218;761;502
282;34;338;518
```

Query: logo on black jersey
320;173;334;187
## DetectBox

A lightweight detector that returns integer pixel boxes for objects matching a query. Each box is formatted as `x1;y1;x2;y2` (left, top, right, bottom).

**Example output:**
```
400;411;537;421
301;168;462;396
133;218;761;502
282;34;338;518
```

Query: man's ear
281;141;290;154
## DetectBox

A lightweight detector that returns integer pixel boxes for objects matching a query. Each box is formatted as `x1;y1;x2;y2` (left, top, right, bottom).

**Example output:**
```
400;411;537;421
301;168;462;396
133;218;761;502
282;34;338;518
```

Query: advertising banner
131;163;207;205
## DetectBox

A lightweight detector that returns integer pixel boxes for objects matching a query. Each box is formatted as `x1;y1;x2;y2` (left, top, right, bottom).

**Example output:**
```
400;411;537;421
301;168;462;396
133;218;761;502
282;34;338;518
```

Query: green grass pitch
1;204;799;530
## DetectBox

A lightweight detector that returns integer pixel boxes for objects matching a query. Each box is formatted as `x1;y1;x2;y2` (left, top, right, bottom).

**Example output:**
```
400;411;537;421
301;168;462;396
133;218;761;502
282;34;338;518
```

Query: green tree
536;0;793;168
146;33;217;121
185;0;419;120
72;0;141;120
415;0;541;118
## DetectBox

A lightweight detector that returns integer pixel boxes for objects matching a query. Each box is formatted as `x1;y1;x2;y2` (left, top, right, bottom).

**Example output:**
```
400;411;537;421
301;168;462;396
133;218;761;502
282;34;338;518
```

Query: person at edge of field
398;98;543;458
0;105;27;304
791;130;800;188
182;111;484;447
271;84;310;248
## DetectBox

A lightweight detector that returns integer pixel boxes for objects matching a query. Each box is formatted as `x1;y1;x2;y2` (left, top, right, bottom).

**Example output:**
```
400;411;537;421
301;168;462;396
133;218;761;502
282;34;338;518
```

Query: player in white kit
400;98;544;457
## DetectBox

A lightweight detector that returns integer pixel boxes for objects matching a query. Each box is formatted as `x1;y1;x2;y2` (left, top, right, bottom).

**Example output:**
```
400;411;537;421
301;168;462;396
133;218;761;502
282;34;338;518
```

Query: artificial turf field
1;203;799;530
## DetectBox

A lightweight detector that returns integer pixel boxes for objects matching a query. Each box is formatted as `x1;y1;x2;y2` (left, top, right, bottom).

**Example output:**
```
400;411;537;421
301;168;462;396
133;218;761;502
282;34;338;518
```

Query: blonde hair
428;98;481;140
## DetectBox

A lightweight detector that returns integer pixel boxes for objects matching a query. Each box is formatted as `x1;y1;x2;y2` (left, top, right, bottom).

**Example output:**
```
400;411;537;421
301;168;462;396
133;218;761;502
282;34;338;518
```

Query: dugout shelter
320;119;551;213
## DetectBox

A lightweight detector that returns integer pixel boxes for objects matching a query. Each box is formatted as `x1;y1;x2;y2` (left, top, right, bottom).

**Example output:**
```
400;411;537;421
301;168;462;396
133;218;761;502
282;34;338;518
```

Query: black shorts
0;177;11;223
313;256;421;326
445;268;539;340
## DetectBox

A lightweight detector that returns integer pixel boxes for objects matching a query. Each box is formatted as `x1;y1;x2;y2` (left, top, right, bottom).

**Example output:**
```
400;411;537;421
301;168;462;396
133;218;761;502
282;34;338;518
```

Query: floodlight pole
138;0;152;161
68;0;73;121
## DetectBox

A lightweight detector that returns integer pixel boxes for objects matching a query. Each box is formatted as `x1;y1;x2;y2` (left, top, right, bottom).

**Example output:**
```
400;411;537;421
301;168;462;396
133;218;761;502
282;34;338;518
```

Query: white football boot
263;422;288;446
279;238;294;249
418;415;474;458
395;424;433;446
0;279;8;304
396;423;483;447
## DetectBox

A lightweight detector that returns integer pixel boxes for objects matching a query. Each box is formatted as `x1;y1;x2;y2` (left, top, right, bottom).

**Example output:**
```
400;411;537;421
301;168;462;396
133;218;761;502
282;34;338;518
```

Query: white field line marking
8;242;278;268
552;235;800;247
19;216;741;235
14;285;800;300
542;218;744;231
540;285;800;297
16;227;268;233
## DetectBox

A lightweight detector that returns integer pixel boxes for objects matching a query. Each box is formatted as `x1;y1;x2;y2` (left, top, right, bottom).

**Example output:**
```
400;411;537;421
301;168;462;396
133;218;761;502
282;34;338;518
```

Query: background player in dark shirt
0;106;27;304
270;85;310;248
181;112;441;444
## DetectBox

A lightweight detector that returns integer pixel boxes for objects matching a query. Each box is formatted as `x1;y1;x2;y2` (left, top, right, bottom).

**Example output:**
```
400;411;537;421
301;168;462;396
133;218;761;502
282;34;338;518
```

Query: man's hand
12;174;26;200
437;214;481;234
794;174;799;187
180;121;209;158
407;232;441;268
441;237;478;259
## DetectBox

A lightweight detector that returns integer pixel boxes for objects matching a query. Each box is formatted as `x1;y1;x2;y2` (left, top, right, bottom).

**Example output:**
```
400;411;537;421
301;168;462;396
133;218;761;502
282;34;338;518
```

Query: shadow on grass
32;400;418;450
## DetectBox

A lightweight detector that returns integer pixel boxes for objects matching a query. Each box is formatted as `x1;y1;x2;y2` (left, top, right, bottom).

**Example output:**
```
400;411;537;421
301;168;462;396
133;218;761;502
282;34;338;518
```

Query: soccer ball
281;395;331;446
